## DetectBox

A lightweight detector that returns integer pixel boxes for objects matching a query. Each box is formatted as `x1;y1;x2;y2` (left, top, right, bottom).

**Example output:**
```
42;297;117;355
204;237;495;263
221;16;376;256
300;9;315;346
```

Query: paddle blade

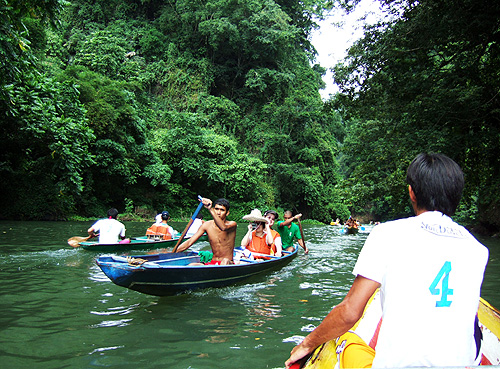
67;236;90;248
172;196;204;253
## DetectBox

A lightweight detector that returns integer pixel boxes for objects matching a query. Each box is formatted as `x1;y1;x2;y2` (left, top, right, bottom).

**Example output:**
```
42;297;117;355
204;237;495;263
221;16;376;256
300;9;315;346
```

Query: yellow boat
295;290;500;368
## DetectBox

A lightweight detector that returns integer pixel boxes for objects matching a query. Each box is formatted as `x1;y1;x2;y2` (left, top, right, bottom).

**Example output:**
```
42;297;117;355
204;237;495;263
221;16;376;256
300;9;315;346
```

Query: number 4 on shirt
429;261;453;307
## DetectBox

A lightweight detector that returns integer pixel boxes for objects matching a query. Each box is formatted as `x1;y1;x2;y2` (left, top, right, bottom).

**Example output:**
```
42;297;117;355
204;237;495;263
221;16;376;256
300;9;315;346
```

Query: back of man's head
214;198;230;211
406;153;464;216
107;208;119;219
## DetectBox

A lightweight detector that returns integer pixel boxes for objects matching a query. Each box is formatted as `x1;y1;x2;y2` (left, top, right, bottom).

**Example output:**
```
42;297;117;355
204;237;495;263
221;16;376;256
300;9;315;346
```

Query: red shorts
204;260;222;265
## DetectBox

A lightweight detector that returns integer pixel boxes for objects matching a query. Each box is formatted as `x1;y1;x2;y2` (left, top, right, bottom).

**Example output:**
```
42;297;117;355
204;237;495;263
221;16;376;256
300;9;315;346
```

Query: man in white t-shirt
285;153;489;368
88;208;126;244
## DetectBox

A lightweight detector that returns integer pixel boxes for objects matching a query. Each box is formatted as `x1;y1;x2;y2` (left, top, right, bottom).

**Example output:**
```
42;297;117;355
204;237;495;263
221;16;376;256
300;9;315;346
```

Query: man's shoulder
203;220;215;228
225;220;238;228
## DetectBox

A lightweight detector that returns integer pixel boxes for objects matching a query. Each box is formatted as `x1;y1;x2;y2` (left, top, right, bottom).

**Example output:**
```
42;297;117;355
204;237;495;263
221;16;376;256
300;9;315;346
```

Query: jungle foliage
332;0;500;229
0;0;346;223
1;0;500;231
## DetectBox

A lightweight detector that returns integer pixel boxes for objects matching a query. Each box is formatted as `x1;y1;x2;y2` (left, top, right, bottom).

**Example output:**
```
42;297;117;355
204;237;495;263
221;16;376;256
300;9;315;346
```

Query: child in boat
277;210;308;254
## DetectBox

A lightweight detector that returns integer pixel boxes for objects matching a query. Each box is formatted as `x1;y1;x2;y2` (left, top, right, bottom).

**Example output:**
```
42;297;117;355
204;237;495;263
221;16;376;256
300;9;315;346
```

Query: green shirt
276;221;302;247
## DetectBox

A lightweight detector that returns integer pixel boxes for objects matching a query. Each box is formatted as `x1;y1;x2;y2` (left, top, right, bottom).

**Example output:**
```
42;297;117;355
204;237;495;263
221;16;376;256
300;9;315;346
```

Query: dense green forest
1;0;499;232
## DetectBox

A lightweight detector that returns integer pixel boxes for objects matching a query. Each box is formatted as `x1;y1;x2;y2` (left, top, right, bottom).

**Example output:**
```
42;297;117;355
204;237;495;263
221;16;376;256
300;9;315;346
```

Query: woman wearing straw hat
240;209;281;259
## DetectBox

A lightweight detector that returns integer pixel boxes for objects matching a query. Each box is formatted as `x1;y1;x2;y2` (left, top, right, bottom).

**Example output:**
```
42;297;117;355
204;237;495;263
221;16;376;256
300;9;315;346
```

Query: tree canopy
0;0;344;222
1;0;500;233
333;0;500;228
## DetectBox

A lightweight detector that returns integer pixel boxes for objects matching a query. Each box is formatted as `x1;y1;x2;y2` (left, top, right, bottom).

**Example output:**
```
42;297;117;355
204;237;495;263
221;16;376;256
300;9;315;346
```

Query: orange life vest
145;223;172;240
246;230;272;258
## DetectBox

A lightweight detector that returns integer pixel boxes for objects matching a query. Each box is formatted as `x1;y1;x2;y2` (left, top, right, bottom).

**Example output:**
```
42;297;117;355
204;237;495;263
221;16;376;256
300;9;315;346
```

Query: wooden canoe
339;226;360;235
80;234;208;252
294;290;500;368
95;246;298;296
344;226;359;235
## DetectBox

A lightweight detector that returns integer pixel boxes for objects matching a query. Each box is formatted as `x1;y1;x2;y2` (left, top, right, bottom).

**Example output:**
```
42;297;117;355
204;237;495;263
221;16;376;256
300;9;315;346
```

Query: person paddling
87;208;126;244
175;198;237;265
277;211;308;254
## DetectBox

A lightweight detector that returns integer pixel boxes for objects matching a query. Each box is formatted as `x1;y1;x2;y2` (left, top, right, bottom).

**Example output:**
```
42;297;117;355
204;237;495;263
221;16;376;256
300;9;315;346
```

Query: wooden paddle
67;234;95;248
172;195;204;253
297;217;306;243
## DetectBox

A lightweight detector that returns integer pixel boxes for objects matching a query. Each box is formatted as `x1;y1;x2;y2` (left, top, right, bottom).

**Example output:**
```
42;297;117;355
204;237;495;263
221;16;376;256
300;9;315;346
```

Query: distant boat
339;226;359;235
96;246;298;296
80;234;207;252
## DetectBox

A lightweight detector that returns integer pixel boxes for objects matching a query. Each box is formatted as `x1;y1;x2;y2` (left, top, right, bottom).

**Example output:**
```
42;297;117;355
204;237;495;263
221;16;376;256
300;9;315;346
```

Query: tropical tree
333;0;500;226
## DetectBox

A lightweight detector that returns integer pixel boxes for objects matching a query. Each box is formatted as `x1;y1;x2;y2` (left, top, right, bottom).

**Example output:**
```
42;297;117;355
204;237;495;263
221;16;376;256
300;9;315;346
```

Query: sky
310;0;384;99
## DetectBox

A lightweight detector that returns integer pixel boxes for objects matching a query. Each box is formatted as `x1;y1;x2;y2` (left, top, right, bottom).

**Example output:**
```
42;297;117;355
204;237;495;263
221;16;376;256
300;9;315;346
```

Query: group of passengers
87;199;308;265
344;216;360;228
175;198;309;265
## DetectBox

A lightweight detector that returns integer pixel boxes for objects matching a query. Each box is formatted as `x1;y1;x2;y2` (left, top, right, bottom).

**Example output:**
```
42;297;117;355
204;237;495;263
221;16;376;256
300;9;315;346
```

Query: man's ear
408;185;417;204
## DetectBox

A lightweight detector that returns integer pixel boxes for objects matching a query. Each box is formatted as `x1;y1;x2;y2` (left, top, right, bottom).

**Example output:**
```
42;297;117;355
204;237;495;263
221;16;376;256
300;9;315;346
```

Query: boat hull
345;226;359;235
80;235;208;252
96;247;298;296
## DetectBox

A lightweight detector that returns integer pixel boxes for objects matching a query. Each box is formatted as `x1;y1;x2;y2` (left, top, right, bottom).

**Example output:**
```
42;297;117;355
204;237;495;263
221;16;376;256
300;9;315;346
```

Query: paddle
67;234;96;248
172;195;204;253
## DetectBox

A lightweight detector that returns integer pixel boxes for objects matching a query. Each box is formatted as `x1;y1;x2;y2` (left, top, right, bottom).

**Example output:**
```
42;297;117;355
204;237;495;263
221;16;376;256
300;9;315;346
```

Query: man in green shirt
277;210;308;254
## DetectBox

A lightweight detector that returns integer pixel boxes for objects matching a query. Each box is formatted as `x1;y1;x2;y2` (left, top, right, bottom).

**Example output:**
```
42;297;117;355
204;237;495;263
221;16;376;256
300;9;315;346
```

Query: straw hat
242;209;268;223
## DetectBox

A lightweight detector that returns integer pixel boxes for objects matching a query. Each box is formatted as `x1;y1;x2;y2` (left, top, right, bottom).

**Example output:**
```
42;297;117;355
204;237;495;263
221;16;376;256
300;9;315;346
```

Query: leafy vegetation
1;0;499;233
332;0;500;229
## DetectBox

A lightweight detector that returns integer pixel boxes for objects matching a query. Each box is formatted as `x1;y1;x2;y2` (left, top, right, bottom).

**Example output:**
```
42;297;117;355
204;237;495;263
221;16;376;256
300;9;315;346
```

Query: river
0;220;498;368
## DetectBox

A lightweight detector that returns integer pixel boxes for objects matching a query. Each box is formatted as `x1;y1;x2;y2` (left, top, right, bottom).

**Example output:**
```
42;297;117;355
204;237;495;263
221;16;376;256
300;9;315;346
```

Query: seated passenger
263;210;282;257
146;211;177;240
240;209;275;259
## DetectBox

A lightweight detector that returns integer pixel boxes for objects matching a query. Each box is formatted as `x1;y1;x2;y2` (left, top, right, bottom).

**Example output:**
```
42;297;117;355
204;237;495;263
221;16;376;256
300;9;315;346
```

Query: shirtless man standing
175;197;237;265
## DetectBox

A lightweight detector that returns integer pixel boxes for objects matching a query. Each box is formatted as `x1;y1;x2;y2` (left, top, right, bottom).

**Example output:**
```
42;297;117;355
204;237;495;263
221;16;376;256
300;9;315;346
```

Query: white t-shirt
353;211;488;367
186;218;203;236
91;218;126;244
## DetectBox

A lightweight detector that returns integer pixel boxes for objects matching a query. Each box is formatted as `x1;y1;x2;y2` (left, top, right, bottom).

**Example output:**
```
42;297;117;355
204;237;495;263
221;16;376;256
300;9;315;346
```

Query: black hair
107;208;119;219
214;198;230;211
264;210;278;220
406;153;464;216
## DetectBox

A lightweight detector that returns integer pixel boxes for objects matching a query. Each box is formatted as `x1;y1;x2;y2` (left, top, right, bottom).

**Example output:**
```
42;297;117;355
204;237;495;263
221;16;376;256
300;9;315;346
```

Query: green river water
0;220;498;369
